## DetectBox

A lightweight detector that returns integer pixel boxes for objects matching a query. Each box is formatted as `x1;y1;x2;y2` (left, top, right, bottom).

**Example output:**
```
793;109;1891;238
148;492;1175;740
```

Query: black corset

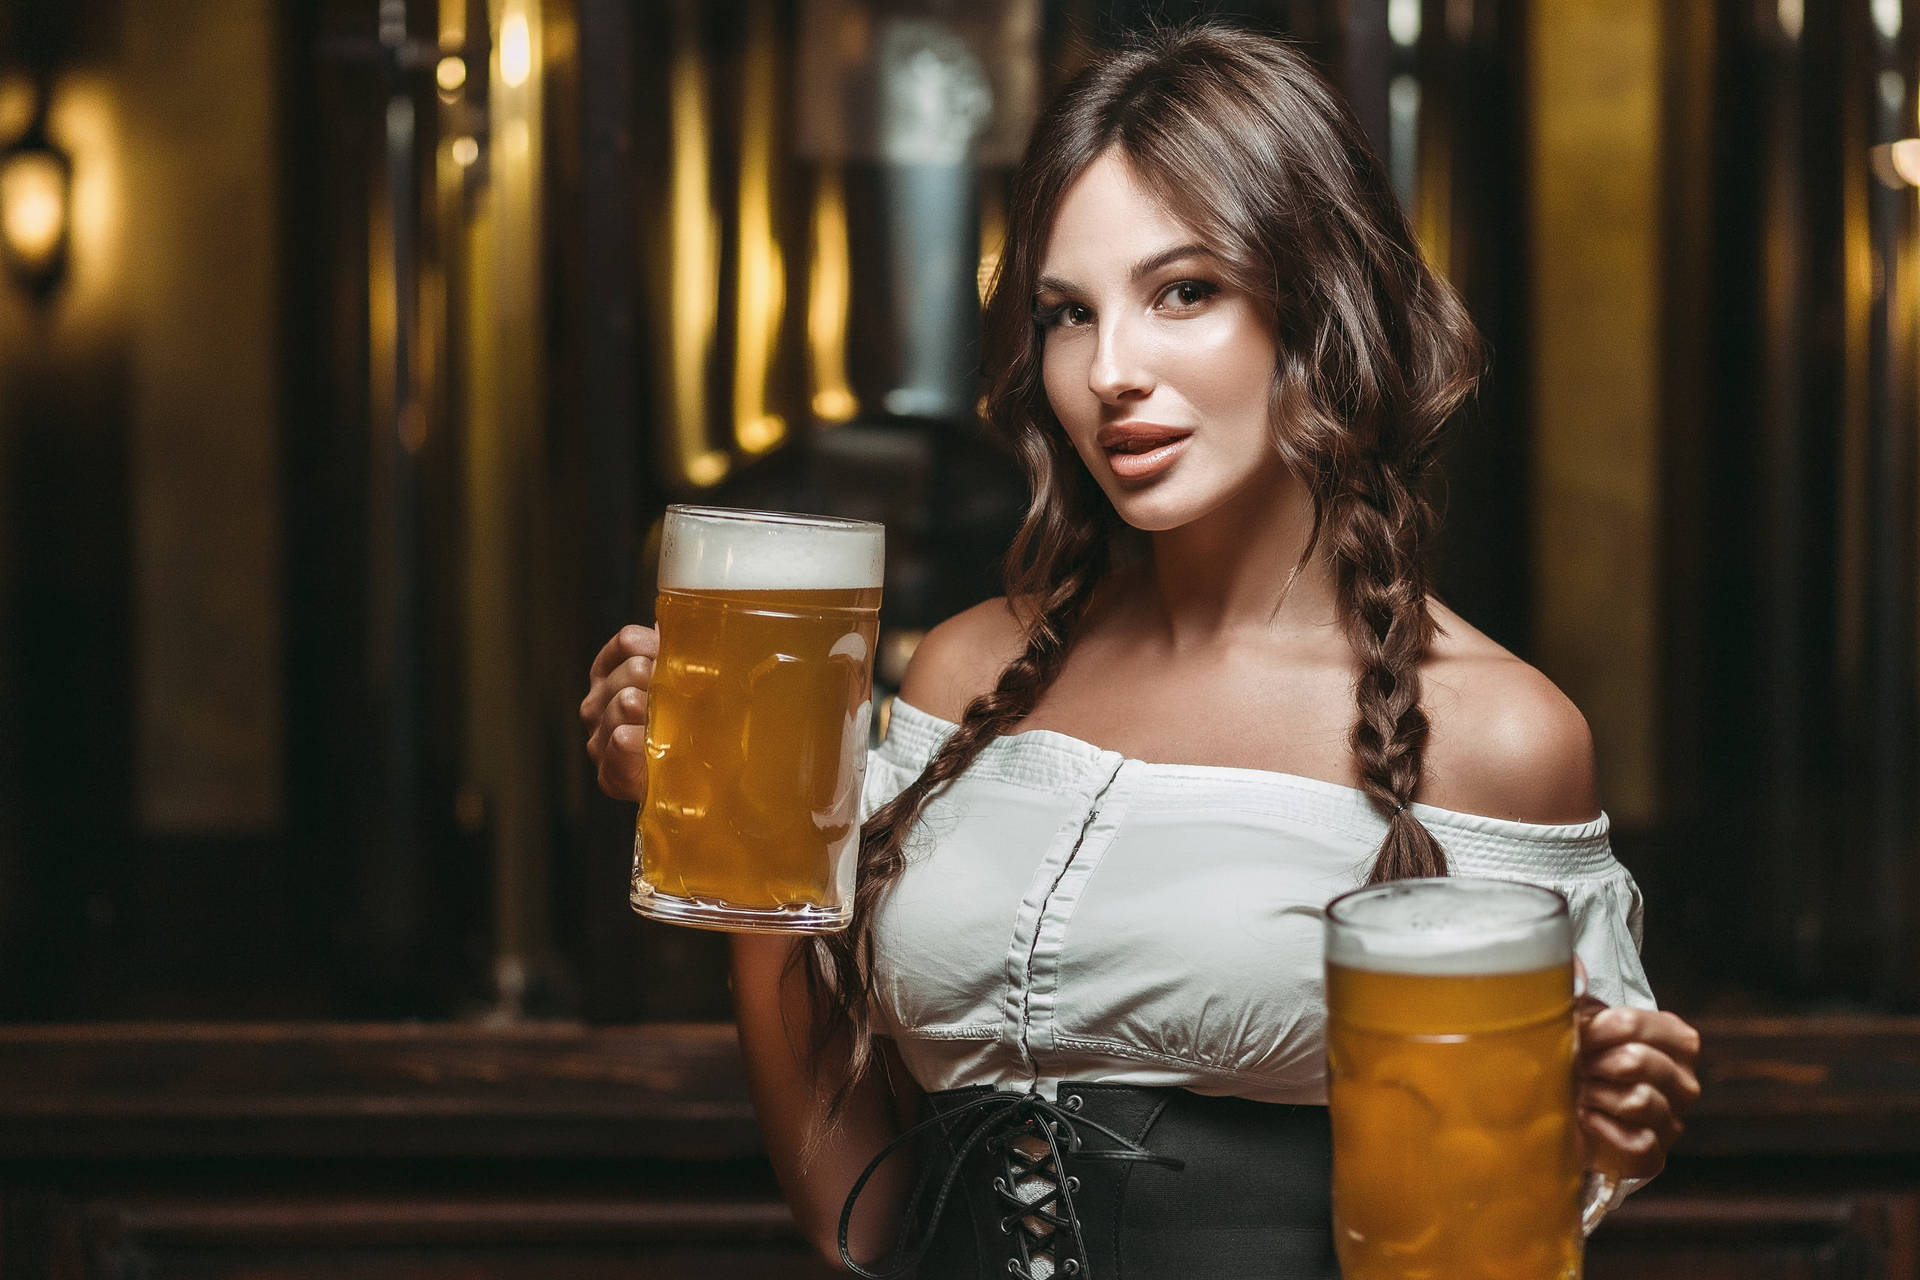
840;1082;1339;1280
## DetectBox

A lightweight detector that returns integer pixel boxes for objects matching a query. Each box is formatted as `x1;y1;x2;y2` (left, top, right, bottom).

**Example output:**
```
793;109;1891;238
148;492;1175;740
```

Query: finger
597;723;649;802
605;684;649;728
580;652;656;727
589;625;658;682
587;688;649;768
1579;1105;1670;1181
1579;1007;1702;1064
1580;1042;1703;1112
1580;1079;1679;1135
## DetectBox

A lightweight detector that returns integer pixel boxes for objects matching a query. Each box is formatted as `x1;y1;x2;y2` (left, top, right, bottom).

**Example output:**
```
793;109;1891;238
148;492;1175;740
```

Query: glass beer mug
629;506;883;933
1324;878;1616;1280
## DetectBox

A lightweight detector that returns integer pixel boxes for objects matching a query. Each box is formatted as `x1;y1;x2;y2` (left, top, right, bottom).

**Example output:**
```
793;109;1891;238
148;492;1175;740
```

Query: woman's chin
1096;466;1232;531
1106;492;1203;534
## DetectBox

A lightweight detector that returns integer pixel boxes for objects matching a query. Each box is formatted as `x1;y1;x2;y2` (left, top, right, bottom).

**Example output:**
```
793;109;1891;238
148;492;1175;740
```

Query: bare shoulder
1419;604;1601;825
896;597;1030;722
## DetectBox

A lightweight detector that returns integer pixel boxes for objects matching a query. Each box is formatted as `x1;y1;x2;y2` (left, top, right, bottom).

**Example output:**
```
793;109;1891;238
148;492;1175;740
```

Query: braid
1328;468;1448;883
803;526;1108;1120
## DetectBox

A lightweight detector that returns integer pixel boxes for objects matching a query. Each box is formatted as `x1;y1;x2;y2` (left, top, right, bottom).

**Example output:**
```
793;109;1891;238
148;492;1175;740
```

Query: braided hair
806;19;1484;1111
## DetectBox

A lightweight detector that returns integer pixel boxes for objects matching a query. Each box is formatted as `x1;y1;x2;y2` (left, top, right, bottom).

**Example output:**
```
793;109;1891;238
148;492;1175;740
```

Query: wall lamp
0;105;73;298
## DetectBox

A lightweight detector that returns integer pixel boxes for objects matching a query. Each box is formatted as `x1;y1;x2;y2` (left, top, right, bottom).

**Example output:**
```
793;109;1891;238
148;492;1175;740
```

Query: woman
583;21;1701;1278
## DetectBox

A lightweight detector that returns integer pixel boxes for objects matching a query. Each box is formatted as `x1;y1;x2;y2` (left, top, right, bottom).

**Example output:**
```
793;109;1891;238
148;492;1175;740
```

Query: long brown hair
806;19;1485;1111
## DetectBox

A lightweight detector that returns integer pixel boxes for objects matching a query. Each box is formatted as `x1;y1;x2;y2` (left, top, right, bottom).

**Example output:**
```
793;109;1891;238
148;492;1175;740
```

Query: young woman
583;21;1701;1278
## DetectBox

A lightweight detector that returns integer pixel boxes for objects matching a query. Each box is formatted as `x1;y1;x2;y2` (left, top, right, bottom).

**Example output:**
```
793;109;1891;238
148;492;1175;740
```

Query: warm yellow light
1777;0;1803;40
812;388;857;420
39;76;119;320
0;77;32;140
684;450;730;487
504;118;531;160
1872;138;1920;188
807;167;856;424
737;414;785;452
668;13;728;488
436;56;468;93
1;149;67;268
732;0;787;455
500;12;532;89
450;135;480;166
1894;139;1920;185
977;184;1005;305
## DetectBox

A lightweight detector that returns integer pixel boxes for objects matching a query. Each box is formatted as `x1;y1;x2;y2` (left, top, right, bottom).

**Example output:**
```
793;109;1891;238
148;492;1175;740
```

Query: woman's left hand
1574;998;1703;1181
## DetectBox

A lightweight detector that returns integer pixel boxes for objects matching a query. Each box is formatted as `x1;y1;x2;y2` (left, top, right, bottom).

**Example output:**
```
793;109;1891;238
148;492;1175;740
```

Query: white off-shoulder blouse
859;699;1657;1106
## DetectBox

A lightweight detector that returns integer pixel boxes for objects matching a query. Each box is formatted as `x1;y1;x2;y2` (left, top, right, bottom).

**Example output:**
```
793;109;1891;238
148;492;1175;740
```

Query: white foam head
659;505;884;592
1325;878;1570;975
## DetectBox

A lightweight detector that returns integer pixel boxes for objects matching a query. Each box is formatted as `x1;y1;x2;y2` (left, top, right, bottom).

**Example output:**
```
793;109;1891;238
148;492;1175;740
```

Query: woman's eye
1038;302;1093;329
1159;280;1218;310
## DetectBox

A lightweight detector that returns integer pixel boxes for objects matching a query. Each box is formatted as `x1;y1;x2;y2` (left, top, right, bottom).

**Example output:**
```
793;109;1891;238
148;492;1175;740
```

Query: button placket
1008;757;1128;1080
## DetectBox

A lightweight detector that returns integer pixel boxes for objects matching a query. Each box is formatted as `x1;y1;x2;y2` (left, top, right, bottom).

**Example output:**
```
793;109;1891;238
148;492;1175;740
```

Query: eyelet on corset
1006;1260;1024;1275
1065;1175;1080;1192
1062;1093;1083;1111
998;1215;1013;1235
1062;1260;1082;1275
992;1176;1009;1194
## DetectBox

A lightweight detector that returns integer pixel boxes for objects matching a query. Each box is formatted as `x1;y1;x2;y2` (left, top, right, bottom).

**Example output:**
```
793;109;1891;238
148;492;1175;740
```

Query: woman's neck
1139;465;1339;651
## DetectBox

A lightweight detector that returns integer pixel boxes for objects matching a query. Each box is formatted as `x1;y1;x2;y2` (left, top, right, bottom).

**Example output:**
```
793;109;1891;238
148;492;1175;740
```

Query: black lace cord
995;1112;1077;1278
837;1091;1186;1280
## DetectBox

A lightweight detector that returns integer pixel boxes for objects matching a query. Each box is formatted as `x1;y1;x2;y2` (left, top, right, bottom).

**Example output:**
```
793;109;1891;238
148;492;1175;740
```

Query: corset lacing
838;1088;1186;1280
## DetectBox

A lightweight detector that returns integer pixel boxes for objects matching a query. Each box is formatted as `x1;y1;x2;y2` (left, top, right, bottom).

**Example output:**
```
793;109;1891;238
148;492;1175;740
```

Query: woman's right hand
581;624;658;803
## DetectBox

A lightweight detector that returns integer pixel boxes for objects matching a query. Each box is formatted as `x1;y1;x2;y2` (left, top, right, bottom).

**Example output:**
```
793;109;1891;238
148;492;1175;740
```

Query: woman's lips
1104;432;1191;480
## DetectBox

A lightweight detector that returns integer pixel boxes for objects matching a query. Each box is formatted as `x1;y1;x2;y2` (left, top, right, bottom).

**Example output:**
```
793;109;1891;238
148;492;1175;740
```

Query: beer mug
1324;878;1615;1280
629;505;883;933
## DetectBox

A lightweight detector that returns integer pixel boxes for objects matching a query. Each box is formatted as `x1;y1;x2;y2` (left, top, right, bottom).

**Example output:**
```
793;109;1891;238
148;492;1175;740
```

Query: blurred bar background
0;0;1916;1274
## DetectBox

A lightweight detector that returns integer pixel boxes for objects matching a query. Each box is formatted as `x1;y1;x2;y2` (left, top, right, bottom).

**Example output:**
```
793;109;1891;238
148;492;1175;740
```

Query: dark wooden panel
1680;1017;1920;1157
6;1017;1919;1160
45;1194;832;1280
1;1018;1918;1279
1591;1192;1919;1280
0;1023;758;1162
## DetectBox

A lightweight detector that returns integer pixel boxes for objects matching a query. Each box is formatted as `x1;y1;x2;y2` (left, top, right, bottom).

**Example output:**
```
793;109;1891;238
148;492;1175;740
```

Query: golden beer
630;507;883;933
1325;879;1604;1280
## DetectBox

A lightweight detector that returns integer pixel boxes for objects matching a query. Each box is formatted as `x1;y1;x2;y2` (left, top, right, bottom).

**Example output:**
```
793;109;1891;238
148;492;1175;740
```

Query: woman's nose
1088;321;1154;402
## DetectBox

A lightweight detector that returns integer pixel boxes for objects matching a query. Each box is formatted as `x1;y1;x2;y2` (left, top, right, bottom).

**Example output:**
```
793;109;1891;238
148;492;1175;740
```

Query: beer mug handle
1580;1170;1618;1237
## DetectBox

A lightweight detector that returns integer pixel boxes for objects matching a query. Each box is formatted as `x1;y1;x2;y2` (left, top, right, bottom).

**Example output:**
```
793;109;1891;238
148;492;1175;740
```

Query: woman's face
1036;150;1287;534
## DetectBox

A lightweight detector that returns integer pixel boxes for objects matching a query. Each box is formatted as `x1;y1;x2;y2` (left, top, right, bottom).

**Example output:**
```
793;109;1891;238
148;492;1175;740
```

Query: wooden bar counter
0;1017;1915;1277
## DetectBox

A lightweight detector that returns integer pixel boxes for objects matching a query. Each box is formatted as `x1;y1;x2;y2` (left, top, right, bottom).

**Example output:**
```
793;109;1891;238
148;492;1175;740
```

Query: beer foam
659;506;884;592
1325;878;1571;975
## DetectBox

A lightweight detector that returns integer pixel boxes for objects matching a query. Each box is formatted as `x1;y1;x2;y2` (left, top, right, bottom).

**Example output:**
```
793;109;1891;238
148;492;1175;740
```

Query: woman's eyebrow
1129;243;1215;280
1034;243;1218;298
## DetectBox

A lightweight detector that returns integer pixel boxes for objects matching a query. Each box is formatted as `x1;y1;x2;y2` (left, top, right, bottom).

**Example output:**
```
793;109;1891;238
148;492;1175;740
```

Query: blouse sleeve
858;698;943;824
859;746;918;824
1549;855;1661;1209
1555;859;1657;1012
1431;811;1656;1013
1437;817;1659;1206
